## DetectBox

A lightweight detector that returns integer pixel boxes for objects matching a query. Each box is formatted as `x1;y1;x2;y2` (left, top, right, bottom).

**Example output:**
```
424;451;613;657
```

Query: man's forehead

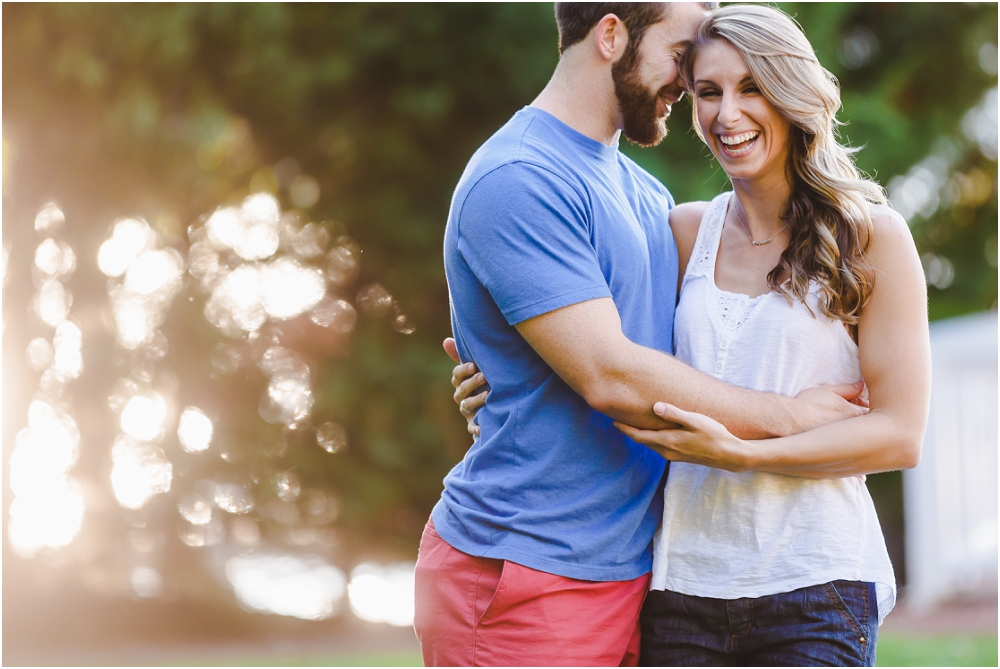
655;3;709;45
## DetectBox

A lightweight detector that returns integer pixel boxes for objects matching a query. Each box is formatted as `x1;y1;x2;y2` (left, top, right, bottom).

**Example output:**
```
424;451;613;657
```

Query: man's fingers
832;380;866;401
443;337;460;364
853;386;871;408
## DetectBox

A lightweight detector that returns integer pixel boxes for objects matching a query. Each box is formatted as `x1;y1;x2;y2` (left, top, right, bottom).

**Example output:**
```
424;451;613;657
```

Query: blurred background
2;3;996;666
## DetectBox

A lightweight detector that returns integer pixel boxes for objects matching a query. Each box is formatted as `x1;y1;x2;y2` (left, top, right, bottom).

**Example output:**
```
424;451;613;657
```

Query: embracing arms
615;207;931;477
447;199;866;442
511;297;866;438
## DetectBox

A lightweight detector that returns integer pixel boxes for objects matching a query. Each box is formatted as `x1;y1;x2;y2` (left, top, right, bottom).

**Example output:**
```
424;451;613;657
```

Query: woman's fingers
463;390;487;414
614;421;682;458
443;337;460;364
454;372;486;406
442;337;483;439
451;361;478;389
652;401;696;428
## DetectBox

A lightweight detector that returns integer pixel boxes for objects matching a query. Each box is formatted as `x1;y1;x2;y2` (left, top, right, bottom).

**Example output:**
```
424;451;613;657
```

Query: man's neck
531;57;622;146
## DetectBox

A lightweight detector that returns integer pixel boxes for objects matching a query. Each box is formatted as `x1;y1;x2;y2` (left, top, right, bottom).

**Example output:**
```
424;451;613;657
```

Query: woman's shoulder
670;200;712;238
670;200;713;277
866;204;915;252
868;203;908;233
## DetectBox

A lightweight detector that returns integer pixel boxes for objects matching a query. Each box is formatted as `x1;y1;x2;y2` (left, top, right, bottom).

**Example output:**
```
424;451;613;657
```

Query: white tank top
651;192;896;623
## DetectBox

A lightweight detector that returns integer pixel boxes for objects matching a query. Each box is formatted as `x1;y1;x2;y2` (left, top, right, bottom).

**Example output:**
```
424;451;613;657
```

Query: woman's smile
692;40;792;183
716;130;761;158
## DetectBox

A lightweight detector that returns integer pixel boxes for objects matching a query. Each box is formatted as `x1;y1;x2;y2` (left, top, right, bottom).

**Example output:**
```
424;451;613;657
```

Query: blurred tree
2;3;996;616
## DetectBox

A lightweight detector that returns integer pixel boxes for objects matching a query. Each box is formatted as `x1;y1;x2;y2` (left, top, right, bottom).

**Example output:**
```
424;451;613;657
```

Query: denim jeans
639;581;878;667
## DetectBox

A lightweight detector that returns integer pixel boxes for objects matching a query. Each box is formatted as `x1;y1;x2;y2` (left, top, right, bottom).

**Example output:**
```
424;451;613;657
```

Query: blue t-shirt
434;107;678;581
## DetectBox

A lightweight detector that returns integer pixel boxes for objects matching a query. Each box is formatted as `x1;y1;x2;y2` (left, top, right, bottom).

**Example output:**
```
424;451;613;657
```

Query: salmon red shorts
413;518;650;667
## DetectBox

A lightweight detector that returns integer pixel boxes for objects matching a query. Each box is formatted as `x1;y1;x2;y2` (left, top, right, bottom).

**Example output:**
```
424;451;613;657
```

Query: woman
447;5;930;666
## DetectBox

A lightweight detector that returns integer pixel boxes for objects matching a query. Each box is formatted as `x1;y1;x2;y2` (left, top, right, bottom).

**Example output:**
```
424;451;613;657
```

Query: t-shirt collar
522;106;621;161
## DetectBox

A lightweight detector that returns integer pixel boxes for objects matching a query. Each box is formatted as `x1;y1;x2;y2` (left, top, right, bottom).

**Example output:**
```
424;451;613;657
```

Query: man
415;4;865;665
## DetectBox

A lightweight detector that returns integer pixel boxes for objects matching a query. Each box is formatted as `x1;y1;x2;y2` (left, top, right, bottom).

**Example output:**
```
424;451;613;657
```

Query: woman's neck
730;170;793;239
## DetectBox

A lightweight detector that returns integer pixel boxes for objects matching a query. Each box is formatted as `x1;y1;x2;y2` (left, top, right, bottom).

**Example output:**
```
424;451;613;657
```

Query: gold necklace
734;200;787;247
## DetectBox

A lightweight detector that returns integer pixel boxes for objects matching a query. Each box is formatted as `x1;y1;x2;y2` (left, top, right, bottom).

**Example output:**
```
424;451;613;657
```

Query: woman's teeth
719;131;760;156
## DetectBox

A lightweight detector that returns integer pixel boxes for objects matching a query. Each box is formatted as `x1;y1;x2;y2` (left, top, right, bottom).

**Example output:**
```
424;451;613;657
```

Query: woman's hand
443;337;487;438
614;402;751;473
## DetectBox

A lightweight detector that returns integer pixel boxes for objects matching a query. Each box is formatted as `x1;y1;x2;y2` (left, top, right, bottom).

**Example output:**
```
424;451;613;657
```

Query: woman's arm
617;207;931;478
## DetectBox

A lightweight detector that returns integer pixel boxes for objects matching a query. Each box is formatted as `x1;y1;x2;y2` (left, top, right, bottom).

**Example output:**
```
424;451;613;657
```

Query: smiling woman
679;5;886;330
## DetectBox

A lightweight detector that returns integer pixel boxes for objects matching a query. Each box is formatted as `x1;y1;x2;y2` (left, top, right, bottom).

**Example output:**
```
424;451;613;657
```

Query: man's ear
593;14;629;63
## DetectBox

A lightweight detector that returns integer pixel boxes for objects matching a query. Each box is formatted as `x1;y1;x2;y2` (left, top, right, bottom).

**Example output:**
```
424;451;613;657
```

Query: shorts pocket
475;559;510;627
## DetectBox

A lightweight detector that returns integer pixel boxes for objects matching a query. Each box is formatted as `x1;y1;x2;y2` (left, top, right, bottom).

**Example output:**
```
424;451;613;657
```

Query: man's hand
789;382;869;434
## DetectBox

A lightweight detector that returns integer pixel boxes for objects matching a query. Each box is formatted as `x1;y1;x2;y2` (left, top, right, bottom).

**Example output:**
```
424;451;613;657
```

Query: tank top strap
682;191;732;285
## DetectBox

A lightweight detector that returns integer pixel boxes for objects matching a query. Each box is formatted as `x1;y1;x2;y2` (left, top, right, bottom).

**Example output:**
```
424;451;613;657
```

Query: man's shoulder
455;118;585;216
616;152;672;203
462;111;576;186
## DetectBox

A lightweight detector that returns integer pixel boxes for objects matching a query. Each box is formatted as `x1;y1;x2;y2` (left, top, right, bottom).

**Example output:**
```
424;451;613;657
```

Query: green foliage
876;633;999;667
2;3;996;576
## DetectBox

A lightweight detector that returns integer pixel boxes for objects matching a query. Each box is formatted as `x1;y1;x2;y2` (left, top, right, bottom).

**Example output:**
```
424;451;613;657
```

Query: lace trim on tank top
717;291;766;332
686;192;767;334
686;194;729;281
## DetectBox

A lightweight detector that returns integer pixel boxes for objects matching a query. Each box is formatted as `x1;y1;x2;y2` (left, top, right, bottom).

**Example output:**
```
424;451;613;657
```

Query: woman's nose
718;92;741;126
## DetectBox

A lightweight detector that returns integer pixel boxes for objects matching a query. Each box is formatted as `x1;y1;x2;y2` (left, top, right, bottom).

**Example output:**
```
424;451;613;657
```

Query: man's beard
612;47;670;148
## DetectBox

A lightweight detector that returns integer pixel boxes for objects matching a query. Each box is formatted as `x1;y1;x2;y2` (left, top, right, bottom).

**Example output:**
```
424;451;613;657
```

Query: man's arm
515;297;866;439
616;207;930;476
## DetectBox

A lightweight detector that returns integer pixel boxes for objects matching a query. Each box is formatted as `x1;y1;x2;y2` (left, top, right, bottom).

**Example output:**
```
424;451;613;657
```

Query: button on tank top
650;192;896;622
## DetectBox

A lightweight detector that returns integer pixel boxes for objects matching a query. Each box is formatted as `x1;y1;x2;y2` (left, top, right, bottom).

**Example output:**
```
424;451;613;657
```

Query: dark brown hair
555;3;668;54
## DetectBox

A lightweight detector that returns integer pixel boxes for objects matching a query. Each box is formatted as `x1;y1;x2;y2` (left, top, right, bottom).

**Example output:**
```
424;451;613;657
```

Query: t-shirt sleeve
456;162;612;326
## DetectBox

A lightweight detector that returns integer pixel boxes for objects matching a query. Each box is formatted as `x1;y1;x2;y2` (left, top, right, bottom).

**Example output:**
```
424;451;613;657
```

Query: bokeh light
33;202;65;235
120;394;167;442
177;407;213;452
347;562;416;627
110;436;173;510
131;566;164;598
33;280;71;327
225;553;347;620
98;218;157;278
316;422;348;454
215;483;254;514
7;401;85;556
177;493;213;525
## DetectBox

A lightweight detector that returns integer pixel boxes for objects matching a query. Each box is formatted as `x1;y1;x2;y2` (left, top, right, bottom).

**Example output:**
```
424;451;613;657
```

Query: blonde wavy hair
680;4;886;332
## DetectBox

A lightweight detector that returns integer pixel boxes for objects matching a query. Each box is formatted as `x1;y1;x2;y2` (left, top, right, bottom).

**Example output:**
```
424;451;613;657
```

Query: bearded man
414;4;710;666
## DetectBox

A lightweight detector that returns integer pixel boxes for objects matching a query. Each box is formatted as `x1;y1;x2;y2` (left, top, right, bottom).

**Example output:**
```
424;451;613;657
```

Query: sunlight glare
110;436;173;510
348;562;416;627
225;553;347;620
120;393;167;442
177;407;213;452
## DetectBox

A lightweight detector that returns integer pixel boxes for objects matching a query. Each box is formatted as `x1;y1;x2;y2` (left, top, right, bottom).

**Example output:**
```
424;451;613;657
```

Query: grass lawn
876;632;998;667
191;632;998;667
190;650;425;666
